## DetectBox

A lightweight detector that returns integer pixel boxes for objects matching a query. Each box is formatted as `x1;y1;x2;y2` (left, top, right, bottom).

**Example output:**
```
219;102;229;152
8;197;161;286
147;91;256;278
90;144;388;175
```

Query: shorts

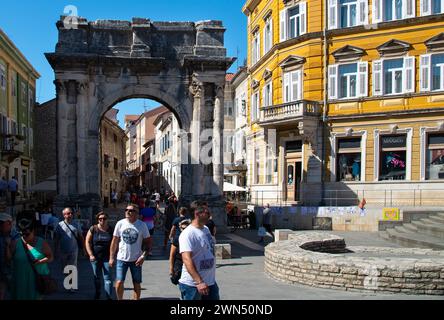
116;260;142;284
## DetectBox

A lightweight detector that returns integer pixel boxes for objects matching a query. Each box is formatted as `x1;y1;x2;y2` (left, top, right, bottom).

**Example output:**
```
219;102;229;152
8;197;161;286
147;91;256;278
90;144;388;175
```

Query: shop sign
382;208;400;221
381;136;406;148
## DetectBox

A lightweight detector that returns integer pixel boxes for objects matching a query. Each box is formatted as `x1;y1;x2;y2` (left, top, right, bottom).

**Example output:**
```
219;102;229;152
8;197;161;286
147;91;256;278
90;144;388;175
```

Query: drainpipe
320;0;329;206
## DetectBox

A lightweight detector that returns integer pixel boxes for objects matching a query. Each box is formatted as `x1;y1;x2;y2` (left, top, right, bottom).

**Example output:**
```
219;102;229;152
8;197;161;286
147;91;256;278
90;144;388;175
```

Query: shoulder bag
21;238;57;295
64;221;84;250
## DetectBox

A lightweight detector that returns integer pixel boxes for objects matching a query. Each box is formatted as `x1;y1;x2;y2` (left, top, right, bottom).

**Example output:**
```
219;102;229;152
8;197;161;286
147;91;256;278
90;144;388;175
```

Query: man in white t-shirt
178;205;219;300
109;204;152;300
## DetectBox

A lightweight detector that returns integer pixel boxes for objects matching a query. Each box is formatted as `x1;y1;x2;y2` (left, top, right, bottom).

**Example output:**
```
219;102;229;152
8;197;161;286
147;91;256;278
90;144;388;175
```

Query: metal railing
259;100;321;123
226;188;444;208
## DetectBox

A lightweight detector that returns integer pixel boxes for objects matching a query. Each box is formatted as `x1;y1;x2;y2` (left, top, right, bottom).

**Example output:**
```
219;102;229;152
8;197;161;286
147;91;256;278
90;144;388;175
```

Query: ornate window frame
420;122;444;180
374;127;413;181
330;129;367;182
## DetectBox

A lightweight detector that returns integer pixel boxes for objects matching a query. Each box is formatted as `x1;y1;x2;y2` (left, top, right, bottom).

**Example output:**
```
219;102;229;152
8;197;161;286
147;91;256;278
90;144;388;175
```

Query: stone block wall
265;233;444;295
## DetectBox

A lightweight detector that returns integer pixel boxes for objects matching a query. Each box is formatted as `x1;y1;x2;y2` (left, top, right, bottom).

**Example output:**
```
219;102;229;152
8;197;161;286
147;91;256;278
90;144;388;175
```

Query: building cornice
328;107;444;121
0;28;40;80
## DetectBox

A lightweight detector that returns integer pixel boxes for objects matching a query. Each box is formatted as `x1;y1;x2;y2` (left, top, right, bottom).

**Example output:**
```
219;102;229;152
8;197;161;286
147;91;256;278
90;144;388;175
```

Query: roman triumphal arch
46;17;234;227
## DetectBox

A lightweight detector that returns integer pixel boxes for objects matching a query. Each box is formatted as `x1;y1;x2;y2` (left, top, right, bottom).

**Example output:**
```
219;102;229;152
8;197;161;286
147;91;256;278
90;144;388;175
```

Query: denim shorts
179;282;220;300
116;260;142;284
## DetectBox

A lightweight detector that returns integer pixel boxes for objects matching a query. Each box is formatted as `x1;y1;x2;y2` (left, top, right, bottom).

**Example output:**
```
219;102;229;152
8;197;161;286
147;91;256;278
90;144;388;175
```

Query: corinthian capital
189;80;203;99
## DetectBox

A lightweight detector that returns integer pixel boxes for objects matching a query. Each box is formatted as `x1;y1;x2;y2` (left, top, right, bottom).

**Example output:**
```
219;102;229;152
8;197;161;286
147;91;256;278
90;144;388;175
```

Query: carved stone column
213;84;224;197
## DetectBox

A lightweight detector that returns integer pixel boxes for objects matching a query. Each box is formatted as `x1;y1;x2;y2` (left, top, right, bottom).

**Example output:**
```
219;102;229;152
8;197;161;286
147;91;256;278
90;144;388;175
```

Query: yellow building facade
243;0;444;207
0;28;39;199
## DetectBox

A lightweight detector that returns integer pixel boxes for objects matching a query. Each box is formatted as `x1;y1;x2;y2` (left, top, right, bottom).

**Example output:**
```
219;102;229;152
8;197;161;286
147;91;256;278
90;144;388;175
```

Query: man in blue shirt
55;208;85;284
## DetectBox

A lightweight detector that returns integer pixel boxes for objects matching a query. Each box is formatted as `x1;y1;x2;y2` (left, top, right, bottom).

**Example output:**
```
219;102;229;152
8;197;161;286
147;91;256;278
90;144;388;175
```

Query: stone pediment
262;69;272;80
425;33;444;51
332;45;366;61
377;39;412;56
279;55;305;69
251;79;260;90
263;9;272;21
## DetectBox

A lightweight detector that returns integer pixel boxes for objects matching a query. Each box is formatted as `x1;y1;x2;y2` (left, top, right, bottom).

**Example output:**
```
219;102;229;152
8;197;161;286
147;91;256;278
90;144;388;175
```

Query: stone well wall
265;233;444;295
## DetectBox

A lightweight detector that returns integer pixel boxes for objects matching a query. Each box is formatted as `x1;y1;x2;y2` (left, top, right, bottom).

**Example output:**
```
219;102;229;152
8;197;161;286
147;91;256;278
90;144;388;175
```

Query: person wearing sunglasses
109;204;152;300
85;212;114;300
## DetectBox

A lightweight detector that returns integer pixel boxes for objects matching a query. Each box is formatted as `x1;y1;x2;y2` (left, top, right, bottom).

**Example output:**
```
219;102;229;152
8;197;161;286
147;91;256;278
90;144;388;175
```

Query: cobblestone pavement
45;226;444;300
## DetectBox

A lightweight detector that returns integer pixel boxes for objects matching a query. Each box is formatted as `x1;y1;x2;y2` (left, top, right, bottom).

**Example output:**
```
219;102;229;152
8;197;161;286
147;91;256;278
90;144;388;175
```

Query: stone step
427;215;444;224
402;223;418;233
385;228;444;250
394;226;414;234
437;213;444;219
378;231;391;241
412;220;444;239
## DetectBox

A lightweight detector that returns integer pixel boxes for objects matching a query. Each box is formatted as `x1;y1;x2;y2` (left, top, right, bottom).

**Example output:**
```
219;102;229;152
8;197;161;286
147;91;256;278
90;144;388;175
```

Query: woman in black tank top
85;212;114;300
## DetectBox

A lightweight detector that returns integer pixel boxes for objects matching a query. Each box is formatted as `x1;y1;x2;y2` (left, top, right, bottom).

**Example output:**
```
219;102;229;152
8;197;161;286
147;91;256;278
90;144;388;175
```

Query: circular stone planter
264;232;444;295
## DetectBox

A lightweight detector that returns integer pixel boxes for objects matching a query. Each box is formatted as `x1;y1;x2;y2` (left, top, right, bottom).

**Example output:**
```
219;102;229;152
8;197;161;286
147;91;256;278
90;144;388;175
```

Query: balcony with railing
1;135;24;163
258;100;321;127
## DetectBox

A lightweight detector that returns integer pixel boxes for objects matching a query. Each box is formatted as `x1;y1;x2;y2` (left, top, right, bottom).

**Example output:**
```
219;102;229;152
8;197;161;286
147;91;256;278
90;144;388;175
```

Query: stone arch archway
46;17;234;228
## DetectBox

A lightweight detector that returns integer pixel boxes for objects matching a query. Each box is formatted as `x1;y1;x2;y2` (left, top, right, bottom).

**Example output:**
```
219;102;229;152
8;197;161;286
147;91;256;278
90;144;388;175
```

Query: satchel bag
21;239;57;295
257;226;267;237
64;221;84;250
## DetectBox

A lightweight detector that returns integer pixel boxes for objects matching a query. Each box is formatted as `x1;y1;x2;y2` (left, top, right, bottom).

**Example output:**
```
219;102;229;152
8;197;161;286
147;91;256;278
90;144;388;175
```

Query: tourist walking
85;212;114;300
178;205;219;300
112;190;118;208
258;204;274;243
169;218;191;285
140;201;157;249
124;191;131;205
153;190;161;206
55;208;85;282
7;177;18;207
10;213;53;300
0;177;7;201
169;207;189;241
109;204;152;300
164;196;178;249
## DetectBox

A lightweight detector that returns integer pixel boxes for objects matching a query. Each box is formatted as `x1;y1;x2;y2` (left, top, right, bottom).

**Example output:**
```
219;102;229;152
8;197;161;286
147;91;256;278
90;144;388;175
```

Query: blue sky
0;0;247;126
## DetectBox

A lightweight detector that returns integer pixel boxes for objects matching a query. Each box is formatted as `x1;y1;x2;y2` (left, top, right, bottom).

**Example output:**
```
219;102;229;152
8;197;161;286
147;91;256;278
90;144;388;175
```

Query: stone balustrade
259;100;321;124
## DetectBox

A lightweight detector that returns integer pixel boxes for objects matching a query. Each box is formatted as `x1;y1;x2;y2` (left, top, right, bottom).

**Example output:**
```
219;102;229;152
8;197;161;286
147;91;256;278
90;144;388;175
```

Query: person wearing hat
0;212;14;300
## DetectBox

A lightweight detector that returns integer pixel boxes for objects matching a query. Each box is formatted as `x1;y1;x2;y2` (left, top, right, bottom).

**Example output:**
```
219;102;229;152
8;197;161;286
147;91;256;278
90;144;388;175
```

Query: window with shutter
283;72;290;103
329;0;339;29
403;0;416;18
372;60;383;96
284;70;303;102
280;9;288;42
358;61;369;97
328;64;339;99
403;56;415;93
373;0;383;23
264;18;273;54
420;54;431;92
263;81;273;107
300;2;307;35
421;0;432;15
357;0;369;25
251;31;260;65
0;64;6;91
